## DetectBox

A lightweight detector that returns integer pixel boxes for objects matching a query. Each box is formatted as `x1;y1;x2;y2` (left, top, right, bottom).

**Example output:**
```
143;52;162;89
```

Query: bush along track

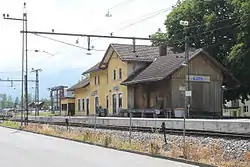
0;122;249;167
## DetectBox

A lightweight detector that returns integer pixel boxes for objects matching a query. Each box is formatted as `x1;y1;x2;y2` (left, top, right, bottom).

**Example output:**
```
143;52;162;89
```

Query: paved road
0;127;198;167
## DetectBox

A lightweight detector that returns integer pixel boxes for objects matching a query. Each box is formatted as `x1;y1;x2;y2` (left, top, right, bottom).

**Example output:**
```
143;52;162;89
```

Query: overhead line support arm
20;30;166;42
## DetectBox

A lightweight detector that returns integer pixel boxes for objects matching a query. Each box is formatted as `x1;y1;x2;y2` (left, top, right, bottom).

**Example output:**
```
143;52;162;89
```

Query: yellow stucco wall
61;98;68;105
74;85;90;115
89;69;107;114
72;51;128;115
61;98;75;104
88;51;128;115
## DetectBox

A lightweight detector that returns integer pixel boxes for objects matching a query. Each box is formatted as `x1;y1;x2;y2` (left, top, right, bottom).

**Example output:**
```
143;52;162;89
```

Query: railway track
9;118;250;140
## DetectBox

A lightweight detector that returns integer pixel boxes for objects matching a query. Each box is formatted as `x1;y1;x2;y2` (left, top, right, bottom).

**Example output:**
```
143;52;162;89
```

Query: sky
0;0;177;100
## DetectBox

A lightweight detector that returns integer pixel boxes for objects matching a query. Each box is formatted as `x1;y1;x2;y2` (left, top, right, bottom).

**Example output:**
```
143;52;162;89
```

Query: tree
41;98;50;110
14;97;19;108
6;95;14;108
21;93;34;104
0;94;7;108
228;0;250;101
150;0;250;101
28;93;33;104
0;94;15;108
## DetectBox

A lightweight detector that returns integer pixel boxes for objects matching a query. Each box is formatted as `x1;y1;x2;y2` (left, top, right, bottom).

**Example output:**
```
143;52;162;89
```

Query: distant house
224;97;250;117
61;43;238;117
62;77;90;116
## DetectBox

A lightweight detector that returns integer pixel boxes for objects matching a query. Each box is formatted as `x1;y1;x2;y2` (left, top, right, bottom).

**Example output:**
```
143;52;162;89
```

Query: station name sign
186;75;210;82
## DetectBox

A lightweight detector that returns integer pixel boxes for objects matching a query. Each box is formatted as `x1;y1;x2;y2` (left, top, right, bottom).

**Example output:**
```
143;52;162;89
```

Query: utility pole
180;20;190;159
31;68;42;116
2;2;27;126
48;88;54;113
24;3;29;125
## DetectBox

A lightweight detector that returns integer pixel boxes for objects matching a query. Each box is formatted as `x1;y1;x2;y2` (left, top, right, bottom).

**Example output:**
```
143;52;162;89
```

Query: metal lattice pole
31;68;42;116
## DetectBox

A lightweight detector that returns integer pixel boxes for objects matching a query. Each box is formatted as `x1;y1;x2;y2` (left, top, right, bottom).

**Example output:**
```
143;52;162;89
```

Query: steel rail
8;117;250;140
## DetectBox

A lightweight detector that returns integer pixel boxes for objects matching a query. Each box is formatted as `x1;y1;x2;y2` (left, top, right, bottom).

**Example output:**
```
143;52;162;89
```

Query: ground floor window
61;104;67;111
118;93;122;108
244;105;249;112
77;99;81;111
95;96;99;114
86;98;90;115
112;94;117;114
106;95;109;109
82;99;85;112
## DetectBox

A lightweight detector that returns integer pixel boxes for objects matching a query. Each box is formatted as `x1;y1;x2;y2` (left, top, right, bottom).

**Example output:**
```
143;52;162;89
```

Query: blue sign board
187;75;210;82
191;76;204;81
113;86;119;91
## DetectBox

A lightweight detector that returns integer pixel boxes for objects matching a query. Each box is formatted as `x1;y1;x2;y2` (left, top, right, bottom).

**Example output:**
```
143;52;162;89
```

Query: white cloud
0;0;177;75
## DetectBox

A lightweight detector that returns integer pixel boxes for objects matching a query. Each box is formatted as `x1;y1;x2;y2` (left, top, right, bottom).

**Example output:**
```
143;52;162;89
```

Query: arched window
119;68;122;79
82;99;85;112
118;93;122;108
113;70;116;80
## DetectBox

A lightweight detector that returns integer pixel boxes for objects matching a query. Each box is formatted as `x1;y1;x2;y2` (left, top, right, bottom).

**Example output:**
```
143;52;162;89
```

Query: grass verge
0;120;20;129
0;122;249;167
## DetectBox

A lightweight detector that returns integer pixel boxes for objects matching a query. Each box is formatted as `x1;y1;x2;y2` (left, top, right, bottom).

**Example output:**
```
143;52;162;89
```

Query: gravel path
50;125;250;160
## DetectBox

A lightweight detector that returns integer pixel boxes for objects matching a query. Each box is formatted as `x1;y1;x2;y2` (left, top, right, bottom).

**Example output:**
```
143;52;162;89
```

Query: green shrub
0;121;20;129
104;135;112;147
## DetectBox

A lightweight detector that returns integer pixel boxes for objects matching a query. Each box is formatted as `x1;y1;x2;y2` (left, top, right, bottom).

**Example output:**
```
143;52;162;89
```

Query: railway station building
61;43;238;117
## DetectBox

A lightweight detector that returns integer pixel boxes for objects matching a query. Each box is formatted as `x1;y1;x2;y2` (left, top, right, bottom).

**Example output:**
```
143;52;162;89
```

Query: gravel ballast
50;125;250;160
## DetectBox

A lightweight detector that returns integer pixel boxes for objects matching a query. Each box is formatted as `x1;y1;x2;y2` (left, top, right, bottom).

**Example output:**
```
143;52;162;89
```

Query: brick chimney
159;44;167;56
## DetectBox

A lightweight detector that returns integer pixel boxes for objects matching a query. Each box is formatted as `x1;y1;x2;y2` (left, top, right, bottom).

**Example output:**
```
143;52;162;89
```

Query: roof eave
67;81;90;91
82;69;101;75
60;97;75;99
123;59;154;62
98;45;114;69
122;77;163;85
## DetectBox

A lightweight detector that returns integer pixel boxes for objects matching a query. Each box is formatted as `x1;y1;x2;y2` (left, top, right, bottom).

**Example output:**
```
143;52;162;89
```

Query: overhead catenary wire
112;7;173;34
23;17;245;55
0;70;22;74
90;6;174;43
34;34;106;52
108;0;136;11
169;13;250;38
134;19;245;53
76;0;137;42
188;20;244;39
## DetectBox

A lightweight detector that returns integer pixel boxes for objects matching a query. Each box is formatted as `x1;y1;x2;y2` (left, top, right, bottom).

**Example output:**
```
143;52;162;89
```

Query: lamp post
221;85;226;118
2;2;27;126
180;20;190;159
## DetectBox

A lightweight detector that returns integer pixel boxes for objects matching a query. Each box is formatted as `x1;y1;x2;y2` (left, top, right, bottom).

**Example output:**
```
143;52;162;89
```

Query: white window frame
105;94;109;109
98;76;100;85
118;68;122;80
106;72;108;84
94;95;100;115
81;98;85;112
113;69;116;80
118;92;123;108
112;93;117;114
77;98;81;112
85;97;90;115
243;105;249;112
94;76;97;85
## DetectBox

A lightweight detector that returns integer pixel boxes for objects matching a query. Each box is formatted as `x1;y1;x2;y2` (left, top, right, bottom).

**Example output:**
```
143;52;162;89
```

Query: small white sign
180;20;189;26
185;91;192;97
179;86;186;91
155;110;160;115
